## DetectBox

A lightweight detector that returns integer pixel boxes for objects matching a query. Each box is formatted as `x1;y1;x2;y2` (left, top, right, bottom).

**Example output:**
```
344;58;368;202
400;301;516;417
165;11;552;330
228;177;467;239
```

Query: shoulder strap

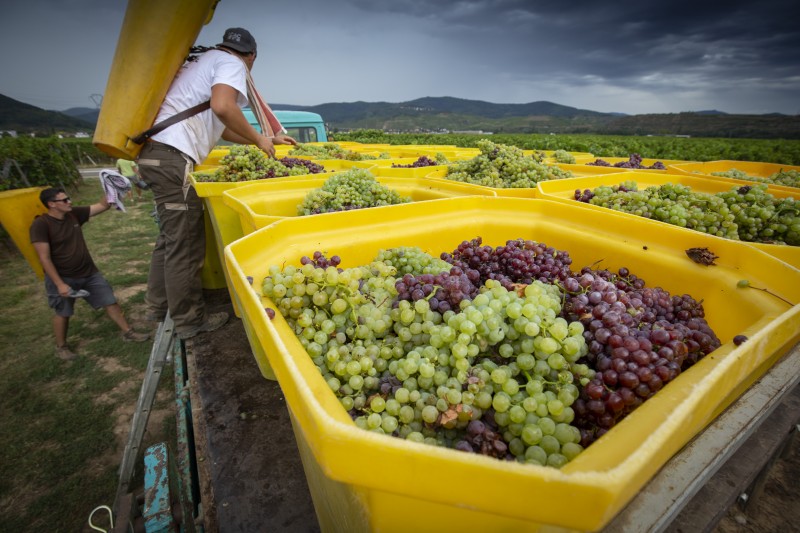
131;100;211;144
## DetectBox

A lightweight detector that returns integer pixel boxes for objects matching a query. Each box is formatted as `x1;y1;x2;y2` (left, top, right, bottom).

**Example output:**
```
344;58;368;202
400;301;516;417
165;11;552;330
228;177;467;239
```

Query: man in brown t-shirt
30;187;150;360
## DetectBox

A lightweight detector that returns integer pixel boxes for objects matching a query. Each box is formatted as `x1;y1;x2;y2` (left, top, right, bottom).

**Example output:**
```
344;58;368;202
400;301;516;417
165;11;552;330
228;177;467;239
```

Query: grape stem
744;284;794;306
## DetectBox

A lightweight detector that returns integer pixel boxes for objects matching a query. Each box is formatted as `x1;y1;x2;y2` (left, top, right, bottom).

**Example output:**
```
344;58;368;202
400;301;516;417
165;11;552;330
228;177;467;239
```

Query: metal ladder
113;314;175;520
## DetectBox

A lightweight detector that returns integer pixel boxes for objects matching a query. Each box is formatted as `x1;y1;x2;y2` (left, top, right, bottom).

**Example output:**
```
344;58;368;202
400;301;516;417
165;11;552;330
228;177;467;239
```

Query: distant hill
62;106;100;124
1;93;798;139
0;94;93;133
272;97;799;139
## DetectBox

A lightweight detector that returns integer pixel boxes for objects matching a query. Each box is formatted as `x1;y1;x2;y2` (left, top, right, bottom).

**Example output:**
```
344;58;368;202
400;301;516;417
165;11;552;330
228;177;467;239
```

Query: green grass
0;180;175;532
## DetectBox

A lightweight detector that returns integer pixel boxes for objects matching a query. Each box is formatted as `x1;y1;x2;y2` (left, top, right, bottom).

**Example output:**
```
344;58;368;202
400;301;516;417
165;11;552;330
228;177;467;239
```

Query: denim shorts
45;272;117;317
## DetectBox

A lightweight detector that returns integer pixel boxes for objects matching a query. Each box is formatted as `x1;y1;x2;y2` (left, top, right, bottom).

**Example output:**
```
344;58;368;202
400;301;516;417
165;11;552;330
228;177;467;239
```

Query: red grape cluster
455;416;512;459
278;157;325;174
559;266;720;445
394;267;480;313
575;184;633;203
441;237;573;290
587;154;666;169
300;251;342;270
391;156;440;168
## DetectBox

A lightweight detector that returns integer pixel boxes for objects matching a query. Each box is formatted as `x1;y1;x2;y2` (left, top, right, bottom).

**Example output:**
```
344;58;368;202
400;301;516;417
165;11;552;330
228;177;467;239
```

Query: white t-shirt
152;50;249;164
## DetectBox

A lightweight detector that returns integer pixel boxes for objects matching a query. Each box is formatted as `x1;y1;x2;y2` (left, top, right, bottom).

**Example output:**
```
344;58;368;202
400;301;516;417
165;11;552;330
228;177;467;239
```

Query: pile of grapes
197;145;325;182
445;140;573;188
587;154;666;169
297;168;411;215
391;154;449;168
552;150;576;164
712;168;800;189
260;237;720;468
289;143;391;161
575;182;800;245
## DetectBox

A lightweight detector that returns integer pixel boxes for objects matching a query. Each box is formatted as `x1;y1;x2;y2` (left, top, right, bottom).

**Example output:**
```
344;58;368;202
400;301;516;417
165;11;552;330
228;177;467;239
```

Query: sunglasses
53;197;71;203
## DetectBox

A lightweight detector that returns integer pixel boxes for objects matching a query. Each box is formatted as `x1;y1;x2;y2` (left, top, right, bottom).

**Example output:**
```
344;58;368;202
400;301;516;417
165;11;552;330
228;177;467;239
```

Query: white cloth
99;169;132;212
151;49;249;164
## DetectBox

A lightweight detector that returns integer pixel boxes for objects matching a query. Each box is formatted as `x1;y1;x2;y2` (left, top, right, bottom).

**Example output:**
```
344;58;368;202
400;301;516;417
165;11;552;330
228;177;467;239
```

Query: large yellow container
190;165;356;316
225;196;800;531
200;211;226;289
424;165;572;199
0;187;47;279
583;156;696;168
668;160;800;193
200;147;230;167
537;172;799;268
221;175;497;236
93;0;219;159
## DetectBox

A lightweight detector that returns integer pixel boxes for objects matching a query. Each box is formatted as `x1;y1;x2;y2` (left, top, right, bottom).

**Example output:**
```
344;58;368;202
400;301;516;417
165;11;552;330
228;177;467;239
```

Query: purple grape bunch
441;237;573;290
559;266;720;445
391;156;440;168
454;416;512;459
300;250;342;270
279;157;325;174
586;154;666;169
394;267;480;313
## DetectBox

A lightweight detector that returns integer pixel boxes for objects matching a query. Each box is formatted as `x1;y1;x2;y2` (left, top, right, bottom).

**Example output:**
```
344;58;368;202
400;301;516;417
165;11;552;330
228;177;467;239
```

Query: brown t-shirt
29;206;98;278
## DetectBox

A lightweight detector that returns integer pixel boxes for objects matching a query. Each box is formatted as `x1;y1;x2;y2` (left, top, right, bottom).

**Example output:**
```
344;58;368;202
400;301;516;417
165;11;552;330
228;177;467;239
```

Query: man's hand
255;134;276;158
57;282;72;297
273;133;298;146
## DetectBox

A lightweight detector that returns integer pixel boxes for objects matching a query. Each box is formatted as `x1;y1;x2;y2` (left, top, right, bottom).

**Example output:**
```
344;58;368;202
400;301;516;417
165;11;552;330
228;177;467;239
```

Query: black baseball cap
217;27;257;54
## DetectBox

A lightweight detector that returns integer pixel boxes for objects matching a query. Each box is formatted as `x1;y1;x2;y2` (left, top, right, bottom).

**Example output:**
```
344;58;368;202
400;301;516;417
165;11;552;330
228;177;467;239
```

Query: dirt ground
714;437;799;533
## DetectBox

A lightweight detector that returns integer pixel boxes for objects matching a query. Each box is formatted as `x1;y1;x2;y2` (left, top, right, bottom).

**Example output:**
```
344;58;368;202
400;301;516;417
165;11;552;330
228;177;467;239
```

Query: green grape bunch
288;142;390;161
713;168;800;189
297;168;411;215
446;140;573;188
197;145;320;182
579;181;799;245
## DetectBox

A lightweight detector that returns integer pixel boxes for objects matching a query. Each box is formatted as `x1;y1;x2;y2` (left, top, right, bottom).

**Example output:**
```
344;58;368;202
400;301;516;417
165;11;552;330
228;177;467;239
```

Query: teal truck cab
242;108;328;143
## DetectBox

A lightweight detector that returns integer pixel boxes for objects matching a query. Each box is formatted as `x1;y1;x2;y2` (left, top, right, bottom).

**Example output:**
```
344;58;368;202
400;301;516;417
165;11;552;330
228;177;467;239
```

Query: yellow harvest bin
668;160;800;193
424;166;568;199
225;196;799;532
200;148;230;167
200;211;226;290
0;187;47;279
221;174;498;236
537;172;800;268
584;157;696;168
93;0;219;159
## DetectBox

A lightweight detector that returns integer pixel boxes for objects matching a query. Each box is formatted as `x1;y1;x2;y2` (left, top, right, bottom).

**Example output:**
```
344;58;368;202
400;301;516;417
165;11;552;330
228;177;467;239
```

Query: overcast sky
1;0;798;115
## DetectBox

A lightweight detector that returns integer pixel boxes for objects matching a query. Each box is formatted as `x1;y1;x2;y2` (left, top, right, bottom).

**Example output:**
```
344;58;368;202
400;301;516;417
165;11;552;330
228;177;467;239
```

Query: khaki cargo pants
138;142;206;335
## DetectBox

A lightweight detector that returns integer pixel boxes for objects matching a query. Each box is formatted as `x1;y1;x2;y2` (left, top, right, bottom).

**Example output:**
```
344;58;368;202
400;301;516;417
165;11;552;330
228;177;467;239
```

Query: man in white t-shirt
137;27;297;340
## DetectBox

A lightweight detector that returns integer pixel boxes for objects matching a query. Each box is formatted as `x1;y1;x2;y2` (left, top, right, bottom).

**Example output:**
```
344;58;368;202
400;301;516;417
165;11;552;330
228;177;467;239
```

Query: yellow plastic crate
543;154;597;165
668;160;800;193
221;174;497;236
585;156;697;169
225;196;800;531
0;186;47;279
191;159;365;276
200;147;230;166
423;166;567;199
190;170;327;318
537;172;799;268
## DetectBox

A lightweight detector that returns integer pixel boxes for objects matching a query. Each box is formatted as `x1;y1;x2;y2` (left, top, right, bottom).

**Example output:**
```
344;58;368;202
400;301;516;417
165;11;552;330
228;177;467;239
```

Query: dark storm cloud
1;0;797;114
344;0;799;109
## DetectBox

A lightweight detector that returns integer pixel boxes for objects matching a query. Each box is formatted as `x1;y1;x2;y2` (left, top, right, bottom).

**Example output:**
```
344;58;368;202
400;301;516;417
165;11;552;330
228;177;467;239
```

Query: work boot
55;345;77;361
122;329;151;342
177;312;229;340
